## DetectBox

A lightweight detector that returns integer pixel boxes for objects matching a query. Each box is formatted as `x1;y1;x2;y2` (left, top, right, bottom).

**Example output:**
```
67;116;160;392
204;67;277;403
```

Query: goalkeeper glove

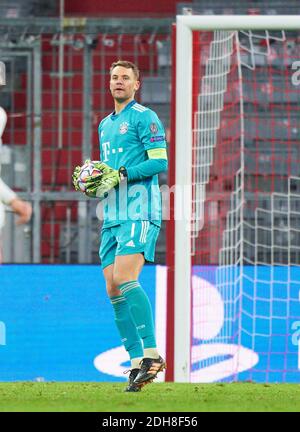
72;160;126;200
72;164;83;192
85;163;121;200
85;167;120;201
72;159;104;195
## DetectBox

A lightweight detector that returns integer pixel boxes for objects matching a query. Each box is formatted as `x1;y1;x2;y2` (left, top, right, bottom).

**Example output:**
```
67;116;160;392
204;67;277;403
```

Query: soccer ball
77;161;102;193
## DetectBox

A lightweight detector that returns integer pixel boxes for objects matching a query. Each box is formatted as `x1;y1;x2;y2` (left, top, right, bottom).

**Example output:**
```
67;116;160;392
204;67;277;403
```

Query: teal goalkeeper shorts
99;221;160;269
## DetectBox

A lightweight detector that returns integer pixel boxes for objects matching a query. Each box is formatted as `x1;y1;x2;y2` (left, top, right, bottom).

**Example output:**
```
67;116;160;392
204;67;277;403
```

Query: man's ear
135;80;140;92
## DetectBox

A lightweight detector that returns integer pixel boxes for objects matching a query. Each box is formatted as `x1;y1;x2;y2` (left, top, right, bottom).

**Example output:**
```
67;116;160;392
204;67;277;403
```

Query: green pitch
0;382;299;412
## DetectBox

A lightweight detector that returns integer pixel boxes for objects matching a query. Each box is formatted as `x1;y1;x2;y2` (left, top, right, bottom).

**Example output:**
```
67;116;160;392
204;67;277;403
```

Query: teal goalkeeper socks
118;281;157;349
110;295;144;360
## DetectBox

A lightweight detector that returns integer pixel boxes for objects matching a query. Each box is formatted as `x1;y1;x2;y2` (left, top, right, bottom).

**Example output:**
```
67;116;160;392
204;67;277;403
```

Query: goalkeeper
73;60;168;392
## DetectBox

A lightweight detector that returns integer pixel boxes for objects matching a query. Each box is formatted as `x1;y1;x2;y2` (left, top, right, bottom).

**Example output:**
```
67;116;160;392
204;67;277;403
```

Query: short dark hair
110;60;140;80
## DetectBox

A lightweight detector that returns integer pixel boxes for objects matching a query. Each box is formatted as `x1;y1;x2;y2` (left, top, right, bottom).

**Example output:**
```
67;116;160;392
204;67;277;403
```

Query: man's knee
106;279;121;297
112;271;131;288
105;270;130;293
113;254;145;287
103;265;121;297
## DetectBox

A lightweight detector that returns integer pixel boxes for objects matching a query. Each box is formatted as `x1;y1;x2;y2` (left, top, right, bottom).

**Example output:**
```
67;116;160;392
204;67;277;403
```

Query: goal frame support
174;14;300;382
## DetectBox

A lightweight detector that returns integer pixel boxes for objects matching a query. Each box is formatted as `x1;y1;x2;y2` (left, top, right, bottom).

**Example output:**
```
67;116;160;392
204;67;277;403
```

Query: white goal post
175;15;300;382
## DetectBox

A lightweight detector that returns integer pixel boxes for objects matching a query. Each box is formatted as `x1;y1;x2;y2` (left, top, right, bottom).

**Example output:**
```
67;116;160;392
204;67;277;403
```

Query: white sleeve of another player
0;106;7;145
0;107;16;204
0;201;5;229
0;177;16;205
0;107;14;229
0;177;16;229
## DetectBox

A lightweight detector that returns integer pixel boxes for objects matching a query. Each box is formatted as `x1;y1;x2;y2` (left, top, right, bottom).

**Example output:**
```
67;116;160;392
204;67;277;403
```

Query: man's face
110;65;140;103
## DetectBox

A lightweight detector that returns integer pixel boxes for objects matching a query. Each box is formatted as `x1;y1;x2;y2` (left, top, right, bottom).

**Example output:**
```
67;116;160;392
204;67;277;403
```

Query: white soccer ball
77;161;102;193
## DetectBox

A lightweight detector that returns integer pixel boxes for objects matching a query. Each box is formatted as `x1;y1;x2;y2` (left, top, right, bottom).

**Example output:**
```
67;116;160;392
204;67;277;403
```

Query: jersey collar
111;99;136;120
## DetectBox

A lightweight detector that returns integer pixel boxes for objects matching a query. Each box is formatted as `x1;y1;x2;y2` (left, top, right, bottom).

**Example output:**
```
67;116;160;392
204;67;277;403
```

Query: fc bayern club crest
149;122;158;134
119;122;129;134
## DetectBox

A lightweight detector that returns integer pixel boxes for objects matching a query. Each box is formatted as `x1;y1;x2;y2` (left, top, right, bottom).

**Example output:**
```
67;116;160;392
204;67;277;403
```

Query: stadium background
0;0;299;384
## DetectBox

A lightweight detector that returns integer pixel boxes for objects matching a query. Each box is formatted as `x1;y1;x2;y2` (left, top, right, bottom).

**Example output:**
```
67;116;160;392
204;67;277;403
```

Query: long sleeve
126;158;168;182
0;107;14;204
0;177;16;205
0;107;7;145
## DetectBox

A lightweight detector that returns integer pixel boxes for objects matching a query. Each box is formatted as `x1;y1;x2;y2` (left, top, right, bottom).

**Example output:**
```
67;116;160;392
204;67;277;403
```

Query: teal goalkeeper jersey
98;100;167;228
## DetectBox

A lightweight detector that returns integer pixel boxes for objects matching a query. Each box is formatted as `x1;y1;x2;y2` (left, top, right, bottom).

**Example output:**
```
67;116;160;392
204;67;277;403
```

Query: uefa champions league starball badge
150;123;158;134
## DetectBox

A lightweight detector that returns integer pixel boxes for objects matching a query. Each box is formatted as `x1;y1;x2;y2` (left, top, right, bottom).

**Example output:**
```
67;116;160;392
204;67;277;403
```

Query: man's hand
72;160;120;200
10;198;32;225
92;161;117;177
72;159;103;193
85;162;120;200
72;164;82;191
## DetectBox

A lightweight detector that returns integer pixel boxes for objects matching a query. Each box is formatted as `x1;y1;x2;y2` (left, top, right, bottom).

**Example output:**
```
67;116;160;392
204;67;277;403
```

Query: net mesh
191;29;300;382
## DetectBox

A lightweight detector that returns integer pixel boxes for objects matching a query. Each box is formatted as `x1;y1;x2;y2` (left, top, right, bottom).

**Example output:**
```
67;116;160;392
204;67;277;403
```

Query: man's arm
9;197;32;225
0;177;16;205
0;178;32;224
124;148;168;182
72;150;168;200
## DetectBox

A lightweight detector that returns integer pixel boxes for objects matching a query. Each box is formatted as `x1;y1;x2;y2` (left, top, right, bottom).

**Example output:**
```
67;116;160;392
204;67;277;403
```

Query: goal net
169;15;300;383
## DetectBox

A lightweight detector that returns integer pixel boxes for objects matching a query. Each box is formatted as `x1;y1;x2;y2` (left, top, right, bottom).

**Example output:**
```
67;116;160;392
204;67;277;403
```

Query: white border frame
175;15;300;382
